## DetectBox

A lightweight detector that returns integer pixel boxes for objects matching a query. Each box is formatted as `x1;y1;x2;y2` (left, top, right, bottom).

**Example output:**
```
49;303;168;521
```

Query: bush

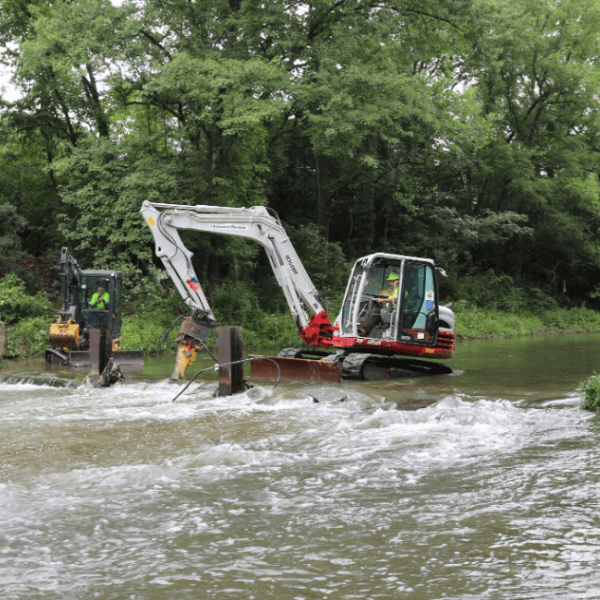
5;316;53;358
0;273;53;324
237;311;300;349
453;270;559;314
454;306;544;339
287;224;349;309
453;304;600;340
541;307;600;332
581;372;600;412
0;259;44;296
122;265;187;315
211;277;301;349
121;307;185;354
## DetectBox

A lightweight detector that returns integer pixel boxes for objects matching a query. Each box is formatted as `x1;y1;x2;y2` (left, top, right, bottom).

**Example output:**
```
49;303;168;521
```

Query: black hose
159;315;185;346
171;357;281;402
192;336;218;363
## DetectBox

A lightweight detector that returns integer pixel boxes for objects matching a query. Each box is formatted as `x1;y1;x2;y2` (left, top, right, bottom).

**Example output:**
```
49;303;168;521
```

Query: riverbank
4;305;600;358
455;305;600;340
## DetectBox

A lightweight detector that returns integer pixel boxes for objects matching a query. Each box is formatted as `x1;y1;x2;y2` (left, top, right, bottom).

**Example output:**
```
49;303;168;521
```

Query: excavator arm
141;201;334;379
49;247;84;352
58;247;83;325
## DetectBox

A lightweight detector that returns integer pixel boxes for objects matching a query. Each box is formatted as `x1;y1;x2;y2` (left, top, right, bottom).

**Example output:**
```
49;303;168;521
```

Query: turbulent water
1;334;600;599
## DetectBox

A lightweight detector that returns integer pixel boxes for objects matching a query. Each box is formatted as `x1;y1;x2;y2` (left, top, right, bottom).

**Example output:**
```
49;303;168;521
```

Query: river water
1;333;600;599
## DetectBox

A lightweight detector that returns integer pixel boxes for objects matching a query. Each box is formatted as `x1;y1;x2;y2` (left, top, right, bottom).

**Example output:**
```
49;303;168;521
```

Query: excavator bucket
49;322;80;350
249;355;342;384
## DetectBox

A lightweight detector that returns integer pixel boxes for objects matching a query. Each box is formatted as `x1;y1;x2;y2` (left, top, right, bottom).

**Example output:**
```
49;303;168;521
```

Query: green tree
0;123;59;255
2;0;600;312
0;203;23;255
440;0;600;292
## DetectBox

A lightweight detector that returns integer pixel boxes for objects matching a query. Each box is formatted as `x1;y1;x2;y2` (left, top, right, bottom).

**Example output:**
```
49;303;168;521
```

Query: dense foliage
0;273;53;324
0;273;54;357
1;0;600;343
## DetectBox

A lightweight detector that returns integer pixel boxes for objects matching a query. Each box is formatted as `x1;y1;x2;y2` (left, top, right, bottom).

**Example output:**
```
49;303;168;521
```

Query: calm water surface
1;334;600;599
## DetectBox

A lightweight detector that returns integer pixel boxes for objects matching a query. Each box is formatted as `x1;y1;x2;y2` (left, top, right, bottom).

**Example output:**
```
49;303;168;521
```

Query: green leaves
0;203;23;255
4;316;53;358
0;0;599;313
581;372;600;412
0;273;53;325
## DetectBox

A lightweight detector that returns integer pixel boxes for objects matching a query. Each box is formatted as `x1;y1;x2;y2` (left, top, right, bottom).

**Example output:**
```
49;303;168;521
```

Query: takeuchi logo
209;224;248;230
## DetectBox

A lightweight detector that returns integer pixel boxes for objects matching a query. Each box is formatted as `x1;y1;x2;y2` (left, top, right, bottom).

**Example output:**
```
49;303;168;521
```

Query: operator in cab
357;271;400;337
90;285;109;309
373;271;400;306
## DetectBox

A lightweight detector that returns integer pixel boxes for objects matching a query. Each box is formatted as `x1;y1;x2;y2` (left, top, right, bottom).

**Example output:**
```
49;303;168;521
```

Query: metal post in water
218;326;244;396
89;327;112;379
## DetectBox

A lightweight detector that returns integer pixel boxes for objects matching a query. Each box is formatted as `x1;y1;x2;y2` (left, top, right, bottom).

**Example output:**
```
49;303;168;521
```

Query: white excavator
140;201;456;380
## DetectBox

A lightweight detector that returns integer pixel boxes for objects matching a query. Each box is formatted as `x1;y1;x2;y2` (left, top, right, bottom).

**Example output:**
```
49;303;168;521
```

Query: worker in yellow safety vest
373;271;399;306
90;286;109;309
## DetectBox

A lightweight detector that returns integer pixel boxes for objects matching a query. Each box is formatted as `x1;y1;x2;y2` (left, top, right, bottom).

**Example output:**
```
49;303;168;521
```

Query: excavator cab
339;253;440;345
79;271;123;349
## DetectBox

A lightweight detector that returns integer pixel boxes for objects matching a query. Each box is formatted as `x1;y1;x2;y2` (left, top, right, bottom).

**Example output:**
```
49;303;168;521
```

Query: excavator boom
141;202;327;329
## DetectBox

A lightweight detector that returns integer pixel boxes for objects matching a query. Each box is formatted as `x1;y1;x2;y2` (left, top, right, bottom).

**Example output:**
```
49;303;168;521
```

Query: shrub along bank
581;373;600;413
449;270;600;339
0;274;54;358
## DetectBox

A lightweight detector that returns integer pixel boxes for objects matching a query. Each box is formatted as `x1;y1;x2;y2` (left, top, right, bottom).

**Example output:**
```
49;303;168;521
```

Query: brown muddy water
1;333;599;599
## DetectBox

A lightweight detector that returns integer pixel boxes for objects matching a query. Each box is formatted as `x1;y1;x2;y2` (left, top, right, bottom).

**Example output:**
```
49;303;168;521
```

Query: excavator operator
358;271;400;336
90;286;110;309
373;271;400;307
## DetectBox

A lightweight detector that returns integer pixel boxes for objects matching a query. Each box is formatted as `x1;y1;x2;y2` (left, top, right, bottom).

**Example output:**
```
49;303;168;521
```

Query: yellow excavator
46;247;143;368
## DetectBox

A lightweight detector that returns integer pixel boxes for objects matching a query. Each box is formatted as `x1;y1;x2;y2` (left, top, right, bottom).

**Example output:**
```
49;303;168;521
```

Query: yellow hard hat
387;271;399;281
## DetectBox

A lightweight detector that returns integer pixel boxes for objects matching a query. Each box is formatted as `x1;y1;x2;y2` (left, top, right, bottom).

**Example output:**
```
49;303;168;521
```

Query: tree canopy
1;0;599;311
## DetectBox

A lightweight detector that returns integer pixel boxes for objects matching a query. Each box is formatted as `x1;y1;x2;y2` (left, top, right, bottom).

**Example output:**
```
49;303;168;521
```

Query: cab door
110;274;122;341
397;262;438;345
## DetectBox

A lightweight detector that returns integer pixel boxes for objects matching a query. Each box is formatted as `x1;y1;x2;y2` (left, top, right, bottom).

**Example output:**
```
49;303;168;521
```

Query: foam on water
0;376;599;599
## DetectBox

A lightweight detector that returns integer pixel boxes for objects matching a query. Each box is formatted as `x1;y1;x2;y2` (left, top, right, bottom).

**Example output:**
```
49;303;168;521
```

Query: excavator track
263;348;452;381
341;353;453;379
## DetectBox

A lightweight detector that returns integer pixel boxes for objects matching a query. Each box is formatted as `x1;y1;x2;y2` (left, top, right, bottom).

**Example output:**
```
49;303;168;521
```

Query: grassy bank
5;305;600;359
455;305;600;340
4;265;600;358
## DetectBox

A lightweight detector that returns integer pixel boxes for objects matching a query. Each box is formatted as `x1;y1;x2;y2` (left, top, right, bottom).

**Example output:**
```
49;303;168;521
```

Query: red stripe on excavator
299;311;456;359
